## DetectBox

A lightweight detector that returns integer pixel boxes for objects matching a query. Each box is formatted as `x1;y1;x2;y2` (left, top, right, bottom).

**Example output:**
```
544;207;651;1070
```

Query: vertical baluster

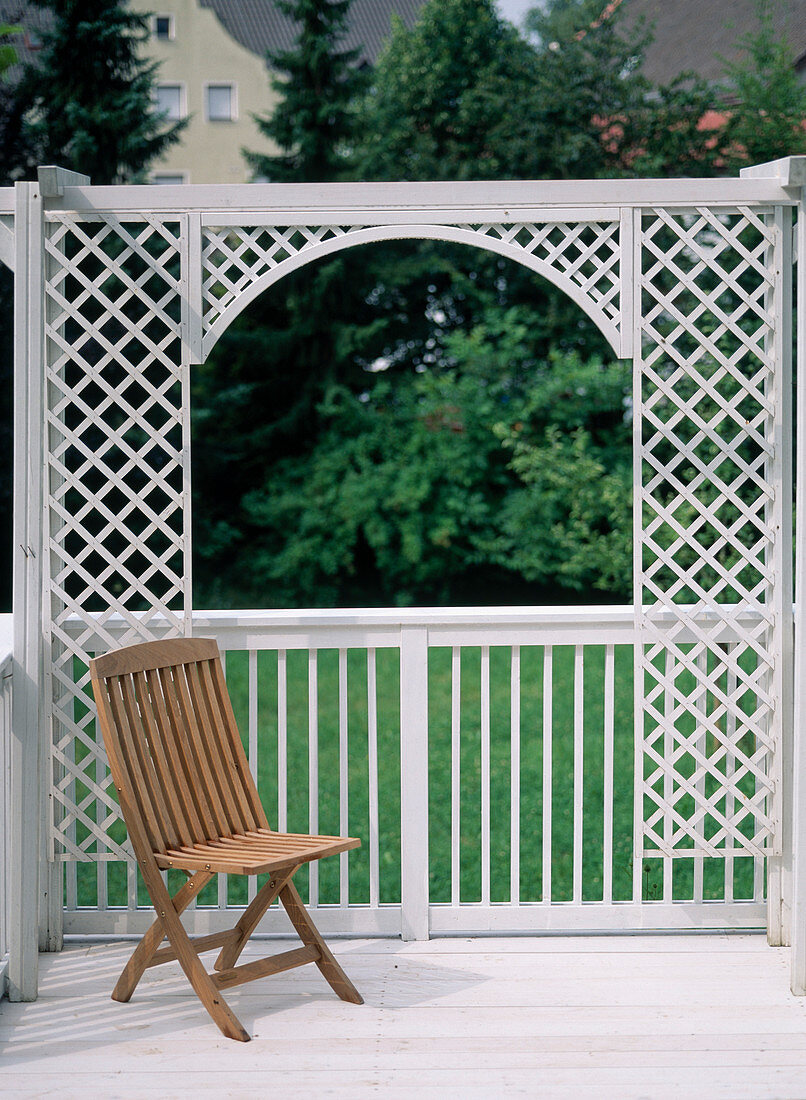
542;646;553;903
339;648;349;906
367;648;379;910
663;648;674;902
218;649;228;911
724;642;736;903
278;649;288;833
128;860;137;912
451;647;461;907
603;643;615;905
573;644;584;904
247;649;258;904
693;646;707;903
481;645;490;907
510;645;521;906
308;650;319;908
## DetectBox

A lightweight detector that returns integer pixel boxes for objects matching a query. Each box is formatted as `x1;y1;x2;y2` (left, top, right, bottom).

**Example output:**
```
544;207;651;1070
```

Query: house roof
624;0;806;86
198;0;428;67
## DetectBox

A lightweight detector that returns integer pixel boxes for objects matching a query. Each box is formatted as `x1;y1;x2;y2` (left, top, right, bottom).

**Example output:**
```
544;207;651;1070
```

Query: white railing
0;626;13;995
63;606;767;937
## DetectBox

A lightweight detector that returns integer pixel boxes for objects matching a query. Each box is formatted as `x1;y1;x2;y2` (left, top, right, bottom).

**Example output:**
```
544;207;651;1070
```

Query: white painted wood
603;645;615;905
480;646;490;908
573;645;584;903
510;646;521;906
4;934;801;1100
339;648;349;906
0;216;13;271
399;627;429;940
794;191;806;992
0;647;12;999
542;647;553;904
450;647;461;907
308;649;319;908
9;181;43;1002
367;649;379;911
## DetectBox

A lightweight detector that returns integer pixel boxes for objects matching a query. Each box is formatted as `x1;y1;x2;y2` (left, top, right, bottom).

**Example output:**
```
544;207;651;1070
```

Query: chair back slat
90;638;267;853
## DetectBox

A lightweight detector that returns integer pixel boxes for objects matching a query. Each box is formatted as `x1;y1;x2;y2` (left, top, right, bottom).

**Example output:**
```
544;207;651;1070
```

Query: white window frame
152;14;175;41
150;172;188;186
153;82;186;122
204;82;237;123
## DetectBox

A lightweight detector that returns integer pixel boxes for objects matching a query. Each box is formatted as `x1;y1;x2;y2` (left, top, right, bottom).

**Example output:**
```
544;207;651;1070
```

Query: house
625;0;806;86
130;0;428;185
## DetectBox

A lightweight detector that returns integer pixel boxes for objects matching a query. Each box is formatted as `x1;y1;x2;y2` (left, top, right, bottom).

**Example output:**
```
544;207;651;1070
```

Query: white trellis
2;162;805;1002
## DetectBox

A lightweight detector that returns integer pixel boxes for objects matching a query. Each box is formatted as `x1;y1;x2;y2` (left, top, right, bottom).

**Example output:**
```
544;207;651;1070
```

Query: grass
71;643;761;910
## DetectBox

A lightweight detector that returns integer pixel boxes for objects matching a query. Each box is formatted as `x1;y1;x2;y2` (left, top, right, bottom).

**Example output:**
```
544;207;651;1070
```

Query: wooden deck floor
2;933;806;1097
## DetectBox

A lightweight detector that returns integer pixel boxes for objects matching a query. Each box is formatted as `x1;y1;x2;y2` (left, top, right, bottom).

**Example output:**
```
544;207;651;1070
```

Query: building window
205;83;235;122
153;83;184;121
153;15;174;40
151;173;187;185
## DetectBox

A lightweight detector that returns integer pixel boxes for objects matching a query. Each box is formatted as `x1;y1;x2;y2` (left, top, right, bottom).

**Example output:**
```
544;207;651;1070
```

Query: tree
720;0;806;168
20;0;185;184
246;0;368;183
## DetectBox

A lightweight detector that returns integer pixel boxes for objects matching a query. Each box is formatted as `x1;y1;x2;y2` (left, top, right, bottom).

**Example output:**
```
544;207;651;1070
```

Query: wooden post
399;625;429;940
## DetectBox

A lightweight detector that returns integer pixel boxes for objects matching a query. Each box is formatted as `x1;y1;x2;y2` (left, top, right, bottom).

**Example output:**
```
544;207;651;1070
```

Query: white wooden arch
4;162;806;1001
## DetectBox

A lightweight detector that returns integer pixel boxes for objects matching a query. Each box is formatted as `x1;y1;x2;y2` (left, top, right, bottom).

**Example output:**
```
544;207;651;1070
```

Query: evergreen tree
20;0;185;184
246;0;368;183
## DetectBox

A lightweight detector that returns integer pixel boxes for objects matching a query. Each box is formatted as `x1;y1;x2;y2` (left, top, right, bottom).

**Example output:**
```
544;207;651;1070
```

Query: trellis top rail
0;175;799;219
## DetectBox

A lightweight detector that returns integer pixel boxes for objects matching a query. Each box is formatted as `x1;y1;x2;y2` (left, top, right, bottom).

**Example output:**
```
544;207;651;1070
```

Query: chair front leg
112;870;213;1003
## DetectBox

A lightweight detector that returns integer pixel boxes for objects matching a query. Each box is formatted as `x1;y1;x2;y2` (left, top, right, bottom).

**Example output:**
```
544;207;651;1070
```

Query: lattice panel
637;205;783;859
202;219;623;343
44;213;188;860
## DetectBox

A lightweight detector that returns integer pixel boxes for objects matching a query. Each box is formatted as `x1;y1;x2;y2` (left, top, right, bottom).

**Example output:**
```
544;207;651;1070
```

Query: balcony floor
2;933;806;1097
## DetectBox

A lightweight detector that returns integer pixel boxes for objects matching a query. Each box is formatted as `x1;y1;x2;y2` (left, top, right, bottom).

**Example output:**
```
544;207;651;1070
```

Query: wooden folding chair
89;637;363;1042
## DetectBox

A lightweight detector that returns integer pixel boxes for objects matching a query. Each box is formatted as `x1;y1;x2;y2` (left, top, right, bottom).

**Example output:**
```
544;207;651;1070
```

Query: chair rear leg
214;865;297;972
279;880;363;1005
113;871;213;1003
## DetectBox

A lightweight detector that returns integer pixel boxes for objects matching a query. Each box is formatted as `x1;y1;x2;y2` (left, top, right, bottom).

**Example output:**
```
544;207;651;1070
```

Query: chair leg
141;867;251;1042
112;871;213;1003
214;865;297;972
279;880;363;1005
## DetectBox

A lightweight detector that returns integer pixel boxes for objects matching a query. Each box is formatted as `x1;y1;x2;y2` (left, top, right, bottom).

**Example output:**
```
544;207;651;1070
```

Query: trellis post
9;179;44;999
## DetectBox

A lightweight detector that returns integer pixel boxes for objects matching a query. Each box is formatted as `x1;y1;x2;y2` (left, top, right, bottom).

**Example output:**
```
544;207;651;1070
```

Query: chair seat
154;829;361;876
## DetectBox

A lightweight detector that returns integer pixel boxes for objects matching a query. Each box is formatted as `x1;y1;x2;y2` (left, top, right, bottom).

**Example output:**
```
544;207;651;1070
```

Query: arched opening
188;234;634;911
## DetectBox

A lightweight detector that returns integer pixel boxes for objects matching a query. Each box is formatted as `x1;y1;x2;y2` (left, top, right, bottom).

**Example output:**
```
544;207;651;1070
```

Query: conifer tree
21;0;185;184
246;0;368;183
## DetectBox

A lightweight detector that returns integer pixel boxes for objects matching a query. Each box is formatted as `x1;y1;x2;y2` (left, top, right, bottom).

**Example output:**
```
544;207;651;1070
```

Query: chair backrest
90;637;268;856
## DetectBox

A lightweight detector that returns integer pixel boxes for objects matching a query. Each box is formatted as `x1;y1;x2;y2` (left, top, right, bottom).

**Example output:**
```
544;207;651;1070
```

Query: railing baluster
367;648;379;910
603;644;615;905
725;642;736;903
399;625;429;940
663;648;674;903
481;645;490;907
451;646;461;907
278;649;288;834
510;645;520;906
542;646;553;904
308;650;319;908
573;644;584;904
247;649;258;904
218;649;229;910
339;648;349;906
693;647;707;904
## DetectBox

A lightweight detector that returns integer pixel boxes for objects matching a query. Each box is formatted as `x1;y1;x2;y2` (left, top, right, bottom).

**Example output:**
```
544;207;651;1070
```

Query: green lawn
72;643;760;909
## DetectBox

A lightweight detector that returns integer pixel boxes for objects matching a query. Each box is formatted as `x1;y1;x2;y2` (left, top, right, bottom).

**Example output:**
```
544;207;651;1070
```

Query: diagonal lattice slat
201;219;623;341
637;205;784;859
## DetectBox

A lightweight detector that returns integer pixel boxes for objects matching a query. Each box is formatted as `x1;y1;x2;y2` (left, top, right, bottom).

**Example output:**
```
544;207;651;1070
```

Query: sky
496;0;538;27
